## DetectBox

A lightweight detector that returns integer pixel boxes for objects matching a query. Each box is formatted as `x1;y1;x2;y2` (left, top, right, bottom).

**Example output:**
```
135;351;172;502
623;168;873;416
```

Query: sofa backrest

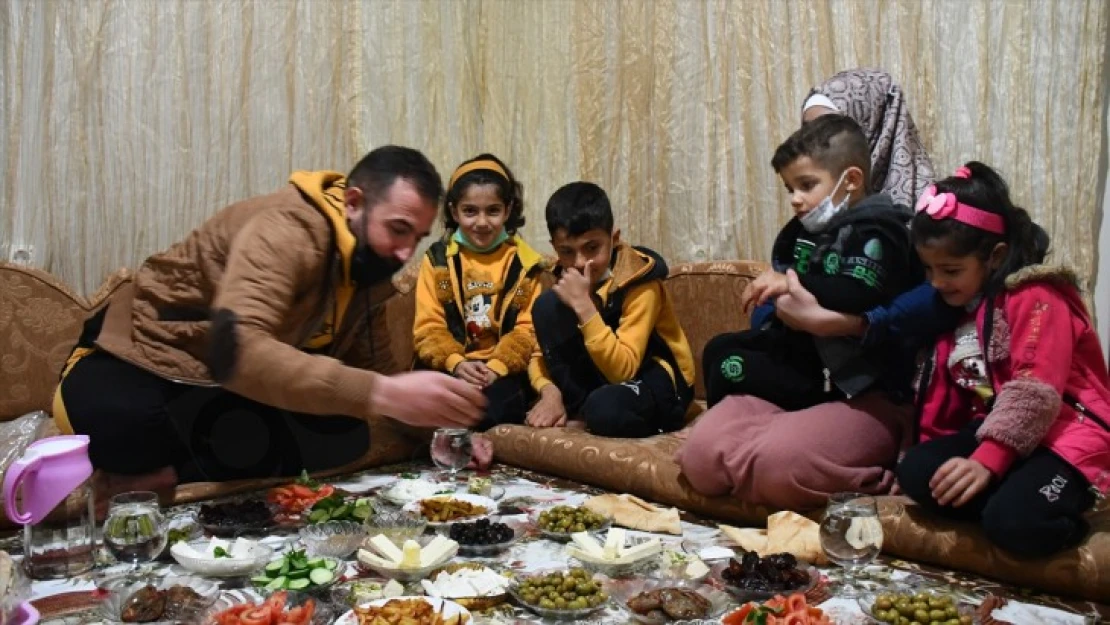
0;263;131;421
0;258;765;420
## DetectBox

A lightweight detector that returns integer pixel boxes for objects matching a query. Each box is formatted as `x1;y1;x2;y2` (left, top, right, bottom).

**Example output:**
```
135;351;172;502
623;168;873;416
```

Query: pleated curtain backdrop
1;0;1106;312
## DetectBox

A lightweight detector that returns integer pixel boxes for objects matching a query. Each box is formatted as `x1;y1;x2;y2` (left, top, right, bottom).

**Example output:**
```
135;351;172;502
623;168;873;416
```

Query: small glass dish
97;575;220;624
169;538;274;577
329;578;406;608
200;588;334;625
568;536;663;578
528;506;612;543
440;518;527;557
250;556;342;596
507;569;610;621
607;577;732;624
357;535;458;582
712;561;820;603
363;510;429;544
858;588;980;625
197;496;280;538
300;520;367;559
647;549;711;583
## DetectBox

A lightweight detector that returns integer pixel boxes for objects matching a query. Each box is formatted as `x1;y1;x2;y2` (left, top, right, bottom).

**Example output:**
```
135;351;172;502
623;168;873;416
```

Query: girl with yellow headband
412;154;549;430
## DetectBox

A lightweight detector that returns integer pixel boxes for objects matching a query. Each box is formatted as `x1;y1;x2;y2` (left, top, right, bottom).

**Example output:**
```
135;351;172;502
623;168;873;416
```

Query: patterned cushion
486;423;1110;602
0;264;131;421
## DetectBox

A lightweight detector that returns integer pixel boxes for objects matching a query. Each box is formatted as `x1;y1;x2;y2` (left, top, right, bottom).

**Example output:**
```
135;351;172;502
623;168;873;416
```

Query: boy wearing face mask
702;114;919;410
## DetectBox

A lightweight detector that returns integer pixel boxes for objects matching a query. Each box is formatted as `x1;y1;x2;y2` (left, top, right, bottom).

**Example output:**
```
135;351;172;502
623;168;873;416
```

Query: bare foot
92;467;178;521
565;419;587;431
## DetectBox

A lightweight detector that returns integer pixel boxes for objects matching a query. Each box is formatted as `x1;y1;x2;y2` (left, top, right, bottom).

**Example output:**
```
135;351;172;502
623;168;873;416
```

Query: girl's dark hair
910;161;1050;294
443;153;525;234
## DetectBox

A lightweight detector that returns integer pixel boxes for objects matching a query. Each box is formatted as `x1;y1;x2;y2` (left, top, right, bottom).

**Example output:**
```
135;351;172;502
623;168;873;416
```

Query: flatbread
583;494;682;535
718;511;828;565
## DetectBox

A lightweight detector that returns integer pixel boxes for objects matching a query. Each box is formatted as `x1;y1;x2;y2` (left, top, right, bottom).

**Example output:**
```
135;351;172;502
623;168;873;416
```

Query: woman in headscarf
801;68;935;208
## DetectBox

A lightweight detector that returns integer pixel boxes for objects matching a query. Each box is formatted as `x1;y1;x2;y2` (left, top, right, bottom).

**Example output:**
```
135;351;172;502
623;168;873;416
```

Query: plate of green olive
529;505;611;542
859;589;977;625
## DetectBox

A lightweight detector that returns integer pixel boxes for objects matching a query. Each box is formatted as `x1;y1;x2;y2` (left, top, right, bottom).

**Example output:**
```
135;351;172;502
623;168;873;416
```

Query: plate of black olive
711;549;818;602
197;497;281;537
97;576;220;624
444;518;527;556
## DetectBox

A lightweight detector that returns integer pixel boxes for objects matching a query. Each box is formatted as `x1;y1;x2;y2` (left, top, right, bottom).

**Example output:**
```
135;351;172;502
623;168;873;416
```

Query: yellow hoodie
413;235;548;379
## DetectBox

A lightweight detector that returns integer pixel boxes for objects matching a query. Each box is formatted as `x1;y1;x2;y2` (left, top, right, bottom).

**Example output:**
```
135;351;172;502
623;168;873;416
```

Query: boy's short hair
771;114;872;188
544;181;615;236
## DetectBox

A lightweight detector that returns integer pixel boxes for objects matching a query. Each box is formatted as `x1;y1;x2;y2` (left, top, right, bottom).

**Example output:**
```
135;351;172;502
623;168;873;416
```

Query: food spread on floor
19;465;1101;625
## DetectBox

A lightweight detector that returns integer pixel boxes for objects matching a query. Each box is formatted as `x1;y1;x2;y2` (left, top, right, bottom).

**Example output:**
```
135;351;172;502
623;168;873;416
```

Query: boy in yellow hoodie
525;182;696;438
413;154;548;431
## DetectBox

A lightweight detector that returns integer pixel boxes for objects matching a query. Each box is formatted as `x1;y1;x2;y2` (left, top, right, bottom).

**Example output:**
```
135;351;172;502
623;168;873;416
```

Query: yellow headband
448;159;510;190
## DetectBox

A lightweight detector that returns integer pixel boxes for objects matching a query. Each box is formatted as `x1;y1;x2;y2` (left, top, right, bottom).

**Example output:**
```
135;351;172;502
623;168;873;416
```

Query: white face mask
799;171;849;233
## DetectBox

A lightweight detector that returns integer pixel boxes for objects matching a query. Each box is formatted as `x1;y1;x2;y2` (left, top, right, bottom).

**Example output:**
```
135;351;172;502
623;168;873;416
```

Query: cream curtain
1;0;1106;306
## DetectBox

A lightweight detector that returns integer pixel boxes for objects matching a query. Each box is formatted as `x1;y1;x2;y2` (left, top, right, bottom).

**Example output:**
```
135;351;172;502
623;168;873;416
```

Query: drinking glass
818;492;883;598
102;492;167;581
430;428;473;483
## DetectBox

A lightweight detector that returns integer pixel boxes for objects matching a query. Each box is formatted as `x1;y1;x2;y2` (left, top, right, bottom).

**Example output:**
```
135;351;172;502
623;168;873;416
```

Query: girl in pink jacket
897;162;1110;557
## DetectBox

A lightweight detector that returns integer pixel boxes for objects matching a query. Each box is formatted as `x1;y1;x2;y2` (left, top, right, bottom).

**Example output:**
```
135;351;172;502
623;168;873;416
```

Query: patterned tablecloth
16;462;1108;624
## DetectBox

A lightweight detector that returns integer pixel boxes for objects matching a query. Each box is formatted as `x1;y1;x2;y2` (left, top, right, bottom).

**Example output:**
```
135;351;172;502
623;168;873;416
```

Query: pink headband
915;184;1005;235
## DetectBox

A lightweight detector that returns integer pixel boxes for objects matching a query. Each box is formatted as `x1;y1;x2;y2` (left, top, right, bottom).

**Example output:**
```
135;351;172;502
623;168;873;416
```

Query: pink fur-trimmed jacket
917;265;1110;496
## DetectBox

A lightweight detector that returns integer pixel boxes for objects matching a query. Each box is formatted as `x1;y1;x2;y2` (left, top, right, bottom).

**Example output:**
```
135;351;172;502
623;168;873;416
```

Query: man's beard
350;244;403;286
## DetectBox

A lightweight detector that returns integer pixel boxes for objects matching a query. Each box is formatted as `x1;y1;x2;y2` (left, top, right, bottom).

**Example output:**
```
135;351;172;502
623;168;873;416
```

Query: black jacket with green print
767;192;919;398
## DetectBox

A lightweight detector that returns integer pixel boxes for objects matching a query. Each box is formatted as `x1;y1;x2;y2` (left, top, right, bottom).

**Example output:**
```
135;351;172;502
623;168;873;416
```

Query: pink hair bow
915;185;957;218
914;184;1005;235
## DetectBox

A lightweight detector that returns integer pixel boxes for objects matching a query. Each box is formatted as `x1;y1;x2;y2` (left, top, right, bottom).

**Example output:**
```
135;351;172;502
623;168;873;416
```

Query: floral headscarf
805;68;936;208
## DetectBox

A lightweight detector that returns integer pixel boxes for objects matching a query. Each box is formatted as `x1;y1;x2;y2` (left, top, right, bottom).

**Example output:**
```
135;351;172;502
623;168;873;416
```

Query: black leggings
59;351;370;483
897;420;1095;558
477;373;532;432
532;290;688;438
701;328;835;410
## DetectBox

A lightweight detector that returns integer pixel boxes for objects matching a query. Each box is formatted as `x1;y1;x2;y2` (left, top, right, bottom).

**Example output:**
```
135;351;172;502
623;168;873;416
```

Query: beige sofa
2;260;1108;601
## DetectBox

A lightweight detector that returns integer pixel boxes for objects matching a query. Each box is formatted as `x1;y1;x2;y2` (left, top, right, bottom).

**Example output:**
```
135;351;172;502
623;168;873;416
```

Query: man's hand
742;270;790;313
375;371;486;428
454;360;492;387
930;457;992;507
551;261;598;323
526;386;568;428
467;433;494;470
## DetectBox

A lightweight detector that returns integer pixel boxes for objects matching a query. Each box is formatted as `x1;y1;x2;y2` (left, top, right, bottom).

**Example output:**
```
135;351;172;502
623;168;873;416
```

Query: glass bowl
858;588;980;625
362;510;429;544
647;549;711;583
357;534;458;582
607;577;732;624
507;568;610;621
439;518;527;557
333;597;470;625
329;578;407;608
300;520;367;559
250;555;342;596
567;535;663;578
529;506;612;542
97;575;220;624
169;538;274;578
197;496;280;538
200;588;335;625
712;561;820;602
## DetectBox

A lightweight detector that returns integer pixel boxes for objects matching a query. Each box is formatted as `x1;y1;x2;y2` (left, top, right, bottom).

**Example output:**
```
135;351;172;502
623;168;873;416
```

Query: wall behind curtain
1;0;1106;315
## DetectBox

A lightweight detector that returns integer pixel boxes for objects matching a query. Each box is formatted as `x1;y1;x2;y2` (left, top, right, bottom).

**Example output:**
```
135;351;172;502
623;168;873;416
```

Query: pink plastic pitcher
4;436;92;525
3;436;96;579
